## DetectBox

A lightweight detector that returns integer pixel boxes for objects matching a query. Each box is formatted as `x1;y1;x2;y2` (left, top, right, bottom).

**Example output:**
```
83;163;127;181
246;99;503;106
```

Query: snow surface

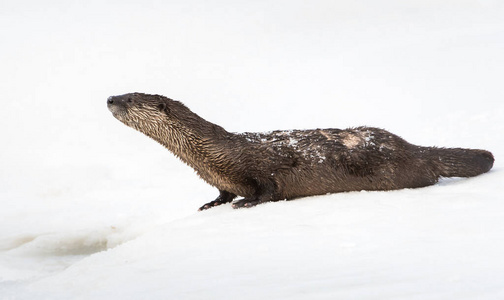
1;1;504;299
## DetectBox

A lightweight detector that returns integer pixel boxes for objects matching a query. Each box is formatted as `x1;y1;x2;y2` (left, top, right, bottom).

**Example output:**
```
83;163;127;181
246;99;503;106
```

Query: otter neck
135;116;230;169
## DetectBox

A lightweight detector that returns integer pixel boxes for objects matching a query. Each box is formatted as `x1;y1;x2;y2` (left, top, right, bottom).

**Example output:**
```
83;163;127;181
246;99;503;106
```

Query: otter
107;93;494;210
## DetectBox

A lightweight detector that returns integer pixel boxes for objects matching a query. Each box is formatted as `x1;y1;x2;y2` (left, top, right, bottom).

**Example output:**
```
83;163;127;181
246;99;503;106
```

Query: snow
1;1;504;299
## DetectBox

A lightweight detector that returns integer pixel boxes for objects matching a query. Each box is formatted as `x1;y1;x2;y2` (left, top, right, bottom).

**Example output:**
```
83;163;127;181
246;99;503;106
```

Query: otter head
106;93;172;126
107;92;202;149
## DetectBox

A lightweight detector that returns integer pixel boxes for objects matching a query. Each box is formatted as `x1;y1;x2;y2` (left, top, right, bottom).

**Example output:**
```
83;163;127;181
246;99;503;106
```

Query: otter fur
107;93;494;210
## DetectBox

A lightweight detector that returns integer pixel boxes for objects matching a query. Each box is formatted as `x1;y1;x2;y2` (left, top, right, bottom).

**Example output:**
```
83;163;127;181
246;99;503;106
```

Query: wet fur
107;93;494;210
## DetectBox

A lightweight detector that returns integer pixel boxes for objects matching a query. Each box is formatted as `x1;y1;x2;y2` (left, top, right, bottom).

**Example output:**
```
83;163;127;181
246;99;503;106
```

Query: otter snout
107;96;115;105
107;95;131;106
107;95;129;120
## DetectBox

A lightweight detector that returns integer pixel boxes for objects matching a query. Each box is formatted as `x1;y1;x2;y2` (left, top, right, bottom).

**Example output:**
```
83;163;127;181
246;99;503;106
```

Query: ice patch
0;226;138;282
363;130;375;146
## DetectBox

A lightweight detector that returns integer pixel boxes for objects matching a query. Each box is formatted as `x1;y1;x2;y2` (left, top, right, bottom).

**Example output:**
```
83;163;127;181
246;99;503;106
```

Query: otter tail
426;147;494;178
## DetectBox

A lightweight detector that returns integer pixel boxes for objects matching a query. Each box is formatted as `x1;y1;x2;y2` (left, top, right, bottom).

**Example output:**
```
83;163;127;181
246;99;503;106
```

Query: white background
1;1;503;299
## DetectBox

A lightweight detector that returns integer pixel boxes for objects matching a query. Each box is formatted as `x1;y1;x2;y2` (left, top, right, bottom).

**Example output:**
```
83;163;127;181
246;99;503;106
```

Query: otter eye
127;97;132;103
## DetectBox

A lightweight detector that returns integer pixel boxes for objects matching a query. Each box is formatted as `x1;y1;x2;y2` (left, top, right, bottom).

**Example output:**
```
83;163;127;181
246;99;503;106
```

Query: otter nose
107;96;115;105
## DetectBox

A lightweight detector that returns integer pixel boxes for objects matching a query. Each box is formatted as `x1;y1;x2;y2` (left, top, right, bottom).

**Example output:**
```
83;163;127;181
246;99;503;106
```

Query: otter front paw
198;190;236;211
198;200;227;211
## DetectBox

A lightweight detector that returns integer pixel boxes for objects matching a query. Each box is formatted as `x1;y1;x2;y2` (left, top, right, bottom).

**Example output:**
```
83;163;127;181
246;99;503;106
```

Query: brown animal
107;93;494;210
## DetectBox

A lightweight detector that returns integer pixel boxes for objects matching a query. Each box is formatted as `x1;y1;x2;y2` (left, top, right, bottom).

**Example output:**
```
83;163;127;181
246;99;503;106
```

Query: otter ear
157;103;169;113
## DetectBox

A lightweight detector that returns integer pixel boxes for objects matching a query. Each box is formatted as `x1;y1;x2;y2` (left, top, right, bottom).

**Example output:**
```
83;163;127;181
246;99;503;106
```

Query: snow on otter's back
238;128;391;165
238;129;335;164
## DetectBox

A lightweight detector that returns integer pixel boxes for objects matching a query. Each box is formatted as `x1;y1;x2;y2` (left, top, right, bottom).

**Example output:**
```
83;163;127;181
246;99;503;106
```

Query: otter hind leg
231;183;277;209
232;198;262;209
198;190;236;211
